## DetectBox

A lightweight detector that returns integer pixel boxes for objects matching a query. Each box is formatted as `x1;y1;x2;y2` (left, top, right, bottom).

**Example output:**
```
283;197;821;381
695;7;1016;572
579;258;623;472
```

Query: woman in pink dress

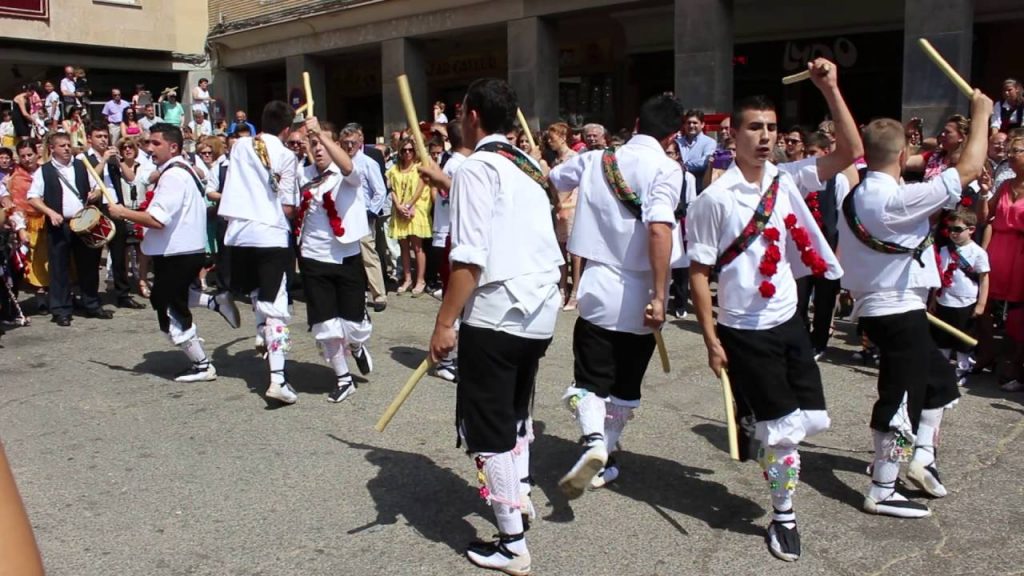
986;135;1024;391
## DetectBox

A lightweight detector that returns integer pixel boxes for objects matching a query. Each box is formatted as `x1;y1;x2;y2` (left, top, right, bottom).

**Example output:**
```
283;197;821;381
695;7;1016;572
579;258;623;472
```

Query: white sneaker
590;457;619;489
863;485;931;518
174;363;217;383
558;435;607;500
466;537;531;576
907;460;948;498
433;359;458;382
266;382;298;404
212;291;241;329
327;377;357;403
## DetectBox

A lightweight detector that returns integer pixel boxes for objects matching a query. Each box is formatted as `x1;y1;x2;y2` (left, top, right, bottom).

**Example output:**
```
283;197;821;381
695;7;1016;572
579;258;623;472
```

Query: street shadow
690;422;731;456
990;402;1024;415
531;421;765;536
389;345;428;370
665;318;706;337
329;435;479;555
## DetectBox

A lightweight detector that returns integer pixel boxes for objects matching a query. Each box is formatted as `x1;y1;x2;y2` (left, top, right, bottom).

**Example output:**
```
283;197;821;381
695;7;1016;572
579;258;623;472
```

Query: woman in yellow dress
387;137;432;295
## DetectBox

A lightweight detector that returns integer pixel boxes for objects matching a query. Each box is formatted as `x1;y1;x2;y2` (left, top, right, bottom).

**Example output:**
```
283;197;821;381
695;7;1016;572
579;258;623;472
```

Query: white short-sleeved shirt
27;159;88;218
299;163;365;264
45;91;61;120
687;158;842;330
141;159;208;256
220;134;299;248
937;242;990;308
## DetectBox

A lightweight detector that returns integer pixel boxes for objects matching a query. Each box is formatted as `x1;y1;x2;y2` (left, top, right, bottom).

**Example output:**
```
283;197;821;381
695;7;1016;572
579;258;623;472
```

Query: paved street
1;292;1022;576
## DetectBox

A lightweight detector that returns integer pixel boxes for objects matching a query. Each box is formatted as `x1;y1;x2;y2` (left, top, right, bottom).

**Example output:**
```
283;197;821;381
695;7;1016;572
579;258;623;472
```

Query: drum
69;206;115;249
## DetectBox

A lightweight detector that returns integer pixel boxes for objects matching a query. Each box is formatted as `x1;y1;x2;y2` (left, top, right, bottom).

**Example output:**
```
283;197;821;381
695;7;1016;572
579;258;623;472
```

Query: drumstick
375;358;435;432
302;72;315;118
82;158;119;206
396;75;431;166
917;39;974;99
927;312;978;348
782;70;812;85
720;369;741;461
516;108;537;150
646;305;671;373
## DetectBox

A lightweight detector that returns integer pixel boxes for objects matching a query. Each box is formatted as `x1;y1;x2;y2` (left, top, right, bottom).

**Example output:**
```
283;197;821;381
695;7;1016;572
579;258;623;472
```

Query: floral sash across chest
600;148;642;219
842;183;933;267
478;141;559;209
715;175;780;271
253;136;280;195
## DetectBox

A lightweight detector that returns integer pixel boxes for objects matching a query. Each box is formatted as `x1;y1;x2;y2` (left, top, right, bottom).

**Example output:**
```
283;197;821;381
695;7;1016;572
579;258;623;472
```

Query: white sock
188;287;212;309
912;408;944;468
477;452;525;552
869;430;905;501
955;351;972;374
605;401;634;453
575;391;606;444
178;337;208;366
761;445;800;526
322;339;349;377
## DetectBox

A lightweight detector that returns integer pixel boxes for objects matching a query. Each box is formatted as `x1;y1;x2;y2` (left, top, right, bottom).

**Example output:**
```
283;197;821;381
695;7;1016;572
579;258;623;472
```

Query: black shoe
766;516;801;562
372;300;387;313
117;298;146;309
83;308;114;319
53;315;72;327
351;346;373;375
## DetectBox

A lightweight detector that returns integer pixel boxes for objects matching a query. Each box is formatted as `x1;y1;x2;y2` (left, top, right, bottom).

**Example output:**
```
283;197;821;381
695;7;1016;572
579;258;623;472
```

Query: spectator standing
991;78;1023;135
11;84;35;141
138;104;163;133
0;111;14;148
227;110;256;136
62;107;87;152
783;126;806;161
6;139;48;310
121;109;143;139
159;90;185;129
386;137;431;295
191;78;213;117
59;65;78;116
582;123;608;150
339;123;389;311
189;110;213;139
43;81;61;124
101;89;131;145
674;110;717;188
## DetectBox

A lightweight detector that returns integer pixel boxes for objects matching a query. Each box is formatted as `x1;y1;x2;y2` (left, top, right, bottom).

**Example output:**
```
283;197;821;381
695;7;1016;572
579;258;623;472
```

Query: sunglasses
286;141;305;148
948;225;971;233
198;150;213;156
400;148;414;153
784;138;802;145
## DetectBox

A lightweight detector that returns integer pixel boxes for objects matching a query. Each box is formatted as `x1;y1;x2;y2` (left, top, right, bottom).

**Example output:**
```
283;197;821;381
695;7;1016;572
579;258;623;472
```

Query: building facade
0;0;210;116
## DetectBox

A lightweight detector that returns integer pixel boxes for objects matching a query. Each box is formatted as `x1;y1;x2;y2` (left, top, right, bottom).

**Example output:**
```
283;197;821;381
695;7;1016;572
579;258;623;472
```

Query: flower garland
294;176;344;241
755;214;828;299
938;248;958;296
804;191;824;231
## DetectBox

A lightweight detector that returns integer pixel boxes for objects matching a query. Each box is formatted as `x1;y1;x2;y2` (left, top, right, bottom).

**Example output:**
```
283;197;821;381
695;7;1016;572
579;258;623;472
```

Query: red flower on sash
785;213;828;280
763;227;781;242
805;191;825;231
759;280;777;298
757;227;782;298
960;196;973;208
321;191;346;237
938;249;958;296
294;189;314;239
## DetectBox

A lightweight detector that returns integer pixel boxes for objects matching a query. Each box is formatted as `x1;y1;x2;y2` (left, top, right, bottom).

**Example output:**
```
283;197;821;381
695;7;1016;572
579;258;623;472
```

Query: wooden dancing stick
927;312;979;348
396;74;431;166
302;71;315;118
516;108;537;150
82;159;120;206
645;304;670;373
294;103;309;116
917;38;974;99
375;358;435;432
781;70;812;85
720;369;741;461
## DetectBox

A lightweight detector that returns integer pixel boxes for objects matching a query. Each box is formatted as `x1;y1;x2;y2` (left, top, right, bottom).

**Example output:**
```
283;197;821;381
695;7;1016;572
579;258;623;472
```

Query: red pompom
759;280;777;298
764;244;782;263
763;227;781;242
791;227;811;247
784;214;798;228
960;196;974;207
759;259;778;277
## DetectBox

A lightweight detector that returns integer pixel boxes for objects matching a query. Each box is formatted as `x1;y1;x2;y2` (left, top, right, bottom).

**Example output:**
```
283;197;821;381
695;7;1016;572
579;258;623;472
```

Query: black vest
41;160;90;217
86;153;125;204
217;163;229;195
1001;101;1024;132
819;176;839;249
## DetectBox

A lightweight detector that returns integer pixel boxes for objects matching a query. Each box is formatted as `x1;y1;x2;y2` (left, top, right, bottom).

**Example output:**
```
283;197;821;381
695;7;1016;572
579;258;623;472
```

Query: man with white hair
582;123;607;150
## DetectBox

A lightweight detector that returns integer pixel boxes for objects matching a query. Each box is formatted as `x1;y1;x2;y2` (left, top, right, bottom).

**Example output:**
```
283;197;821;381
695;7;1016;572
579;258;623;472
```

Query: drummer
27;132;114;326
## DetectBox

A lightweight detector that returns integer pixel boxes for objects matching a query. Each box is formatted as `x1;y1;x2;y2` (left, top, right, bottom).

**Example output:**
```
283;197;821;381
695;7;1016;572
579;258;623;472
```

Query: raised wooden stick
396;74;431;166
720;369;740;461
516;108;537;150
82;159;119;205
782;70;811;85
294;102;308;116
917;38;974;98
927;312;978;348
302;71;315;118
375;358;435;432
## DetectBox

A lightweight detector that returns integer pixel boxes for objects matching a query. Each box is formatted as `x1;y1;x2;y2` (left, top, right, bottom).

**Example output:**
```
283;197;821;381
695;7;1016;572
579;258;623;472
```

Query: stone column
674;0;734;113
507;17;558;131
286;54;327;121
902;0;974;134
382;38;427;136
210;69;247;125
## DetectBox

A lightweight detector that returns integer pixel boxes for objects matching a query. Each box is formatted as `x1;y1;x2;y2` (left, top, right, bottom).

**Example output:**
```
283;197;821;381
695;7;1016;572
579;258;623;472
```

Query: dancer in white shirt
425;78;563;576
548;94;685;497
296;118;374;403
108;124;240;382
217;101;300;405
838;91;991;518
688;58;860;562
